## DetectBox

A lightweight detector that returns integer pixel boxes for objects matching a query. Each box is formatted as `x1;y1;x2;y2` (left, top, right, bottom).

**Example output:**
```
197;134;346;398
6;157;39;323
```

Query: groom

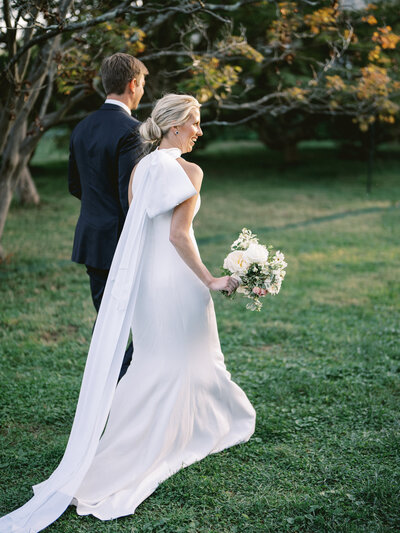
68;53;148;380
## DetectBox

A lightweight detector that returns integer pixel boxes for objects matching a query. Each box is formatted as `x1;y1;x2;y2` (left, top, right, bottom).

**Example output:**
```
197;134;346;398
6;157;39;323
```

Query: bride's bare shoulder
176;158;203;191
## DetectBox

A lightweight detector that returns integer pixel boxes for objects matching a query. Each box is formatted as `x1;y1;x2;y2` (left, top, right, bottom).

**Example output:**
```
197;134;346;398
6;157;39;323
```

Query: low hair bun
140;94;201;147
139;117;163;144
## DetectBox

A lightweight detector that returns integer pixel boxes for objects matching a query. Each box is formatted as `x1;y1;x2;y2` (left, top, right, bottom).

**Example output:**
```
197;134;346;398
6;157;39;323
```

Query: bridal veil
0;148;197;533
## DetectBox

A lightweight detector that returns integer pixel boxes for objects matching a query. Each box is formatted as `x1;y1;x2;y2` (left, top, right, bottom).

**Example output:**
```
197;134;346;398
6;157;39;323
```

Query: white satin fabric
0;148;255;532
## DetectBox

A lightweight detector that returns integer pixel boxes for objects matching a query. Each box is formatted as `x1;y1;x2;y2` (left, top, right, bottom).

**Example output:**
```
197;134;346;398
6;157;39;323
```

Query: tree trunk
0;117;30;259
15;165;40;205
283;144;299;164
0;178;13;262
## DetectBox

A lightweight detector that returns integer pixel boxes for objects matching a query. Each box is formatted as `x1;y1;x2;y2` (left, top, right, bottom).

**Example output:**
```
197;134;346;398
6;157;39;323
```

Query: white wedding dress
0;148;255;532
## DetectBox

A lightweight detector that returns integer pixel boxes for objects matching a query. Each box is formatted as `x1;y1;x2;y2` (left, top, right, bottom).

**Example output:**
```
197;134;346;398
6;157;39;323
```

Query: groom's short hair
101;53;148;95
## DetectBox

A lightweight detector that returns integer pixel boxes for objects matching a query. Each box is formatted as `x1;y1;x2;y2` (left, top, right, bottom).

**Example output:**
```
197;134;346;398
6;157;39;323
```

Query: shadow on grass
197;204;399;245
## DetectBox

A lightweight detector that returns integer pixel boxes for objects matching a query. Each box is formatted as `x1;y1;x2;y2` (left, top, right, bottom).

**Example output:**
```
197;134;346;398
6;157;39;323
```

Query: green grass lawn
1;140;399;532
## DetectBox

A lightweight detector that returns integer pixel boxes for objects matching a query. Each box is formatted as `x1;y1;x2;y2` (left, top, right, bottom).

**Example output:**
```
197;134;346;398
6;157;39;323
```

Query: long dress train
0;147;255;532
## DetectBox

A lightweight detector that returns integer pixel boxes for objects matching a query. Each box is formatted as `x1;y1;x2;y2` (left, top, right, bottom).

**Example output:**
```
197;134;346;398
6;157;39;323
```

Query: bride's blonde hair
140;94;201;145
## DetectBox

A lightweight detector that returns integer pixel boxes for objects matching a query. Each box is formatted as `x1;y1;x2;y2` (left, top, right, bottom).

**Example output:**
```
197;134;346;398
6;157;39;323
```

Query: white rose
223;250;249;274
243;243;269;265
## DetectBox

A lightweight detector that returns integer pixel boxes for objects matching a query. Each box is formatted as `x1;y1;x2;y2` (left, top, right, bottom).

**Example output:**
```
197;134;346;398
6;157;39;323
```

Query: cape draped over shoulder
0;148;197;533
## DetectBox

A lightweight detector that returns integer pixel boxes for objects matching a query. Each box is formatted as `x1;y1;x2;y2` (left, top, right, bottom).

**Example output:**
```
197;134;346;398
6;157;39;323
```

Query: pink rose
252;287;267;296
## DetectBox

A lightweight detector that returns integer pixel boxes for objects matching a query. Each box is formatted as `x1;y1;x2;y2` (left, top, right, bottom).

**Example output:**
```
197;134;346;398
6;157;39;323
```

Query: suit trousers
86;265;133;381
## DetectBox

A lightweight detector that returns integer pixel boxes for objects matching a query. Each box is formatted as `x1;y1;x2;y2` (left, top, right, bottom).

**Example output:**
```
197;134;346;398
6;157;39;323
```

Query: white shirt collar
104;99;131;115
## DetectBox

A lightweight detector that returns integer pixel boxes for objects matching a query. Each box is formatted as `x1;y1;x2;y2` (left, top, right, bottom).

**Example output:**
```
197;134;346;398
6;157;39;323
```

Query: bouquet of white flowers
222;228;287;311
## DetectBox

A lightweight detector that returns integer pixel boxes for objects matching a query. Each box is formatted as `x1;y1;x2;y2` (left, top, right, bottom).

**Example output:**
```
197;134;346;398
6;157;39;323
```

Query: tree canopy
0;0;399;259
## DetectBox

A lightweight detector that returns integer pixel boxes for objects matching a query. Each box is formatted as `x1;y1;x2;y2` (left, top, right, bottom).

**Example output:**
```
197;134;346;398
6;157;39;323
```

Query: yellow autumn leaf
362;15;377;25
372;26;400;50
285;87;308;101
326;75;346;91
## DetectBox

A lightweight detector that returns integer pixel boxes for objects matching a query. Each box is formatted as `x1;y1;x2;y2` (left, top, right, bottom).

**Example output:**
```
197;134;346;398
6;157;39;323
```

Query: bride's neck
158;137;180;151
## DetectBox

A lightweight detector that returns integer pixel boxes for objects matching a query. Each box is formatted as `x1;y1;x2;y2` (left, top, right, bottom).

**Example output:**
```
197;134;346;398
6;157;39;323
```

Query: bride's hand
207;276;239;295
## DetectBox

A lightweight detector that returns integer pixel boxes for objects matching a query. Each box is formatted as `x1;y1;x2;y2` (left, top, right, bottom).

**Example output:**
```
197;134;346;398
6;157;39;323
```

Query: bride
0;94;256;532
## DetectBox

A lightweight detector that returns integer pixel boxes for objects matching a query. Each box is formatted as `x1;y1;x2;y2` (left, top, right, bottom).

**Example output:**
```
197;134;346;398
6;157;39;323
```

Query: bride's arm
170;160;238;295
128;165;138;206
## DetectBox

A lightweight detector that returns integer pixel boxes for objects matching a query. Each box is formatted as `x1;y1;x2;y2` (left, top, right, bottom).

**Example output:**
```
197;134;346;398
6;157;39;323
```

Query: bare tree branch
204;0;264;12
322;25;354;74
52;111;89;124
1;0;133;78
17;7;41;83
3;0;17;76
40;88;89;131
1;0;263;79
39;61;57;120
59;0;75;18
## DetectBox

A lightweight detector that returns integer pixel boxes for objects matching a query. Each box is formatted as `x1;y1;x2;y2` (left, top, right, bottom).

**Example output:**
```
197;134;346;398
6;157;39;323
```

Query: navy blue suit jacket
68;103;143;270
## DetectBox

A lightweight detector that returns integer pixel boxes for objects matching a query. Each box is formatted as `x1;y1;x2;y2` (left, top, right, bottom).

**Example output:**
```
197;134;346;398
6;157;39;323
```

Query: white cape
0;148;197;533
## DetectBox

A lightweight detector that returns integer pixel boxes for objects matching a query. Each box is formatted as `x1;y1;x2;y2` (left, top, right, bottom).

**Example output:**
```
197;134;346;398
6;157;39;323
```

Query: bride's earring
175;131;179;135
